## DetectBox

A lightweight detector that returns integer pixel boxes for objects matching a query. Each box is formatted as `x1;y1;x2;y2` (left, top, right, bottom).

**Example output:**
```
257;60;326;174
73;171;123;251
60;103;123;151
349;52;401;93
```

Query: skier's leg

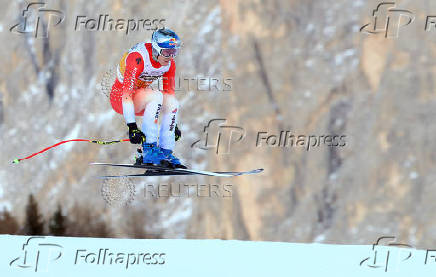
159;93;178;150
132;87;162;144
159;93;186;168
132;88;165;165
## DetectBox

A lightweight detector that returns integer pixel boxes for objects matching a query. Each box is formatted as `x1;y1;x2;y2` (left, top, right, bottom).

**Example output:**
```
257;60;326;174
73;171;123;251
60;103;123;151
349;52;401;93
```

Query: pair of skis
91;163;263;178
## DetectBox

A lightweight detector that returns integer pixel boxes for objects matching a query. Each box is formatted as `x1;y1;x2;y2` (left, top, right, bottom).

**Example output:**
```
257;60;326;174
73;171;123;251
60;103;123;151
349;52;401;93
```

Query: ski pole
12;138;130;164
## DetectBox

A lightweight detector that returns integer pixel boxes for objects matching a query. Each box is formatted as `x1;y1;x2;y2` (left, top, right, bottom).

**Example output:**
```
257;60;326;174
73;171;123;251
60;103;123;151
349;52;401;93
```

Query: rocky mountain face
1;0;436;248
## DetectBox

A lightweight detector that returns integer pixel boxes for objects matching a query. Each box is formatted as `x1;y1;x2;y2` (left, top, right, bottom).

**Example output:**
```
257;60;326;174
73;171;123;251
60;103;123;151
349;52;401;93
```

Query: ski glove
175;125;181;141
127;123;145;144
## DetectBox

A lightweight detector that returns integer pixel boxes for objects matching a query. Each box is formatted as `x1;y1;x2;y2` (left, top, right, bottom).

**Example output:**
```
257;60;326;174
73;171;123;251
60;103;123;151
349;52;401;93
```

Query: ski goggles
160;48;178;58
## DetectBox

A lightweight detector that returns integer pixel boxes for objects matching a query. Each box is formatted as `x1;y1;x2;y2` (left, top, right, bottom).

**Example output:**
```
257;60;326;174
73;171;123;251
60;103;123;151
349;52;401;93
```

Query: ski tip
97;176;123;179
90;162;110;165
235;168;264;176
12;159;20;164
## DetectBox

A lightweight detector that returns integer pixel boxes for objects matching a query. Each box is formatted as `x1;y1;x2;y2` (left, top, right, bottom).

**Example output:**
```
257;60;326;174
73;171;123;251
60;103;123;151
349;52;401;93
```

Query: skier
109;28;186;168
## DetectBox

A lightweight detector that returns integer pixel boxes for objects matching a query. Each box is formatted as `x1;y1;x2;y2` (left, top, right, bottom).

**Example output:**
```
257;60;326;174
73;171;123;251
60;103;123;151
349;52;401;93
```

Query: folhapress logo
9;237;63;272
192;119;245;154
360;2;414;38
359;236;413;273
10;2;64;38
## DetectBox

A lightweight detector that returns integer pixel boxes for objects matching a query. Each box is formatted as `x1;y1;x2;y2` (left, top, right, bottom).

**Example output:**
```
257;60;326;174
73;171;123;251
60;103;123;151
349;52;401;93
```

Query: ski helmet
151;28;181;59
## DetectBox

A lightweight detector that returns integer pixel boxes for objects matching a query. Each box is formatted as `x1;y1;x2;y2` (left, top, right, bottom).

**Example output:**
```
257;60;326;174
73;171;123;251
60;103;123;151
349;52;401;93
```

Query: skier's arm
121;52;143;124
122;52;145;144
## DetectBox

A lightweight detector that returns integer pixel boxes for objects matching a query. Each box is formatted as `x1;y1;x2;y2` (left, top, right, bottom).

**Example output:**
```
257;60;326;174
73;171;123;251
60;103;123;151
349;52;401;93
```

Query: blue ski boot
141;142;167;166
160;148;187;169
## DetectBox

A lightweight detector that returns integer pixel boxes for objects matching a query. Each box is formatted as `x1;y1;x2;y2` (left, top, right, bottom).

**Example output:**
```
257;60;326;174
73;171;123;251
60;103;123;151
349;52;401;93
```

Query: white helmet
151;28;181;59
